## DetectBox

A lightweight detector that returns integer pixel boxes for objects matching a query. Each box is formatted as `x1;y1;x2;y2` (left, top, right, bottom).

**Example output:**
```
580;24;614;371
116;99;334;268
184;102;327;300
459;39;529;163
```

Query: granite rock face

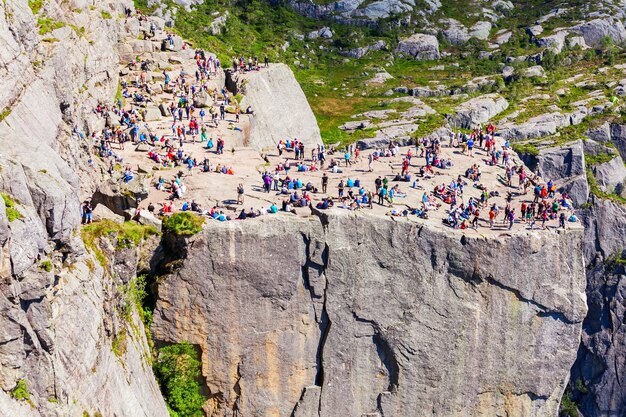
0;1;168;415
153;212;587;417
396;34;440;60
241;63;322;150
448;94;509;129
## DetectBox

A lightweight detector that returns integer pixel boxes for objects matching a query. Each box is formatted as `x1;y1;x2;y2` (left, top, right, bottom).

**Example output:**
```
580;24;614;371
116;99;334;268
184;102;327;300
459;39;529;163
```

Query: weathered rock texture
153;212;587;417
240;63;322;150
0;0;167;415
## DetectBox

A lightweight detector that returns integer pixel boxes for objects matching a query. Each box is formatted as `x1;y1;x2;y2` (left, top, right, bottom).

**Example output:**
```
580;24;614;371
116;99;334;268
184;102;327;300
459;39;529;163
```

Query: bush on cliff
162;212;204;236
154;342;206;417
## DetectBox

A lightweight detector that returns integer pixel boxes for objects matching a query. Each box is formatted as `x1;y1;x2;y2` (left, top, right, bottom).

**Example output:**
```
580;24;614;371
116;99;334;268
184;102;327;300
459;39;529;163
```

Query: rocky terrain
152;212;586;417
3;0;626;416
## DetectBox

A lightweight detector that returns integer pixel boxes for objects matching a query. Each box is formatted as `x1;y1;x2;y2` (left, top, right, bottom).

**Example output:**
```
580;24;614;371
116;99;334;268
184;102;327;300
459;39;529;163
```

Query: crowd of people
79;15;578;233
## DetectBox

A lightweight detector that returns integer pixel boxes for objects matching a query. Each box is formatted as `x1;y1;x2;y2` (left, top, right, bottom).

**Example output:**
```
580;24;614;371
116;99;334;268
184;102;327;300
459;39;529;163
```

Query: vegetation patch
586;168;626;205
154;342;206;417
101;10;112;19
162;212;205;236
40;260;53;272
37;17;65;35
11;379;33;407
28;0;44;14
2;193;22;222
81;220;159;267
111;328;128;357
512;143;539;157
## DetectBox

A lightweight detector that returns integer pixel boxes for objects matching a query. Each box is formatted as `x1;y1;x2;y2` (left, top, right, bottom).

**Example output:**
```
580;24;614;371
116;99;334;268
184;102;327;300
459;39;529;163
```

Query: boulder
91;176;151;216
441;19;470;45
308;27;333;39
592;155;626;194
448;94;509;129
396;34;440;60
92;204;124;224
522;65;547;78
207;12;229;35
366;71;393;84
136;210;162;233
500;112;569;140
572;17;626;48
537;32;567;53
240;64;322;150
469;21;492;40
193;90;211;108
527;25;544;38
536;140;585;181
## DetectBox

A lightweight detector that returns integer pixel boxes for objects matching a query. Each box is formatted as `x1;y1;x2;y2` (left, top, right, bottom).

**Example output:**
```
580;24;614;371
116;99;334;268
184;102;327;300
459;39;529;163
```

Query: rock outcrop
240;64;322;150
448;94;509;129
152;212;587;417
396;34;440;60
0;1;167;415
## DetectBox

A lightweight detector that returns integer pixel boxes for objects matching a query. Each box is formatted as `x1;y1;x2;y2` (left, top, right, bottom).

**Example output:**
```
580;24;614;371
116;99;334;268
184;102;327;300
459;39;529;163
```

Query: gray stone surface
152;212;587;417
396;34;440;60
592;154;626;194
0;2;168;415
241;64;322;150
448;94;509;129
535;140;586;182
572;17;626;48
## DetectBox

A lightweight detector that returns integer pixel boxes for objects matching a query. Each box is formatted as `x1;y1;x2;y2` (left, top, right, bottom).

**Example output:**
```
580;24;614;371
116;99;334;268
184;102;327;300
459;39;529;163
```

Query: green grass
37;17;64;35
11;380;32;405
512;143;539;157
154;342;206;417
101;10;112;19
111;328;128;357
28;0;44;14
560;393;579;417
2;193;22;222
81;220;159;267
162;212;205;236
586;152;616;166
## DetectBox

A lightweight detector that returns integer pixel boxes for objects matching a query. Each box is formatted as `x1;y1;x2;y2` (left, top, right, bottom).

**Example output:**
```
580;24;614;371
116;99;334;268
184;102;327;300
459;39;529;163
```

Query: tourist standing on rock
237;183;245;204
508;209;515;230
81;201;93;225
220;103;225;120
322;173;328;194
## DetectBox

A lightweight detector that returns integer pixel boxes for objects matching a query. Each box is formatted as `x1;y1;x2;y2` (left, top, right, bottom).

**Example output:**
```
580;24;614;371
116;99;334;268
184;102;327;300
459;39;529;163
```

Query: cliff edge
152;211;587;417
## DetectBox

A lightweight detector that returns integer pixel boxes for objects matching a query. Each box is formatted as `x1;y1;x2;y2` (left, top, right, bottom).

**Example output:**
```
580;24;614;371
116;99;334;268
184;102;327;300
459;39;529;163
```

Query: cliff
0;1;167;415
152;211;587;417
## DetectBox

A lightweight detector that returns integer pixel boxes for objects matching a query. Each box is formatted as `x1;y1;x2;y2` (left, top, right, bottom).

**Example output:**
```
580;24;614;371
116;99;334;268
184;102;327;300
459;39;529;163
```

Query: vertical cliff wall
0;1;168;415
152;211;587;417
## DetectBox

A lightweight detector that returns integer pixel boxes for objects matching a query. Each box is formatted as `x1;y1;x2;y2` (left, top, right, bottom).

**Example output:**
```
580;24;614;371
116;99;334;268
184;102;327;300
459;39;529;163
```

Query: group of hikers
80;13;578;232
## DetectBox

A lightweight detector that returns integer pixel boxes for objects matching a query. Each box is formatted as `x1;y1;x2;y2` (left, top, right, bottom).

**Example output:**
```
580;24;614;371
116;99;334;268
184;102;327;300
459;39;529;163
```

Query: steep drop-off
0;1;167;415
152;211;587;417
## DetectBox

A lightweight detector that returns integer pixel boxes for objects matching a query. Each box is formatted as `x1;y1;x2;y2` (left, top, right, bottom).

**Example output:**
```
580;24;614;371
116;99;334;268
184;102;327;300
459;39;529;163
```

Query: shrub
101;10;112;19
28;0;44;14
162;212;205;236
40;260;53;272
2;193;22;222
154;343;206;417
37;17;65;35
11;380;31;402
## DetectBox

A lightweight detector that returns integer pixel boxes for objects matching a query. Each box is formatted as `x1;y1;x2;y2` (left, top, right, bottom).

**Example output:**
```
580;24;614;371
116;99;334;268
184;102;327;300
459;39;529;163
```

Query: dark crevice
481;274;576;325
353;312;399;393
